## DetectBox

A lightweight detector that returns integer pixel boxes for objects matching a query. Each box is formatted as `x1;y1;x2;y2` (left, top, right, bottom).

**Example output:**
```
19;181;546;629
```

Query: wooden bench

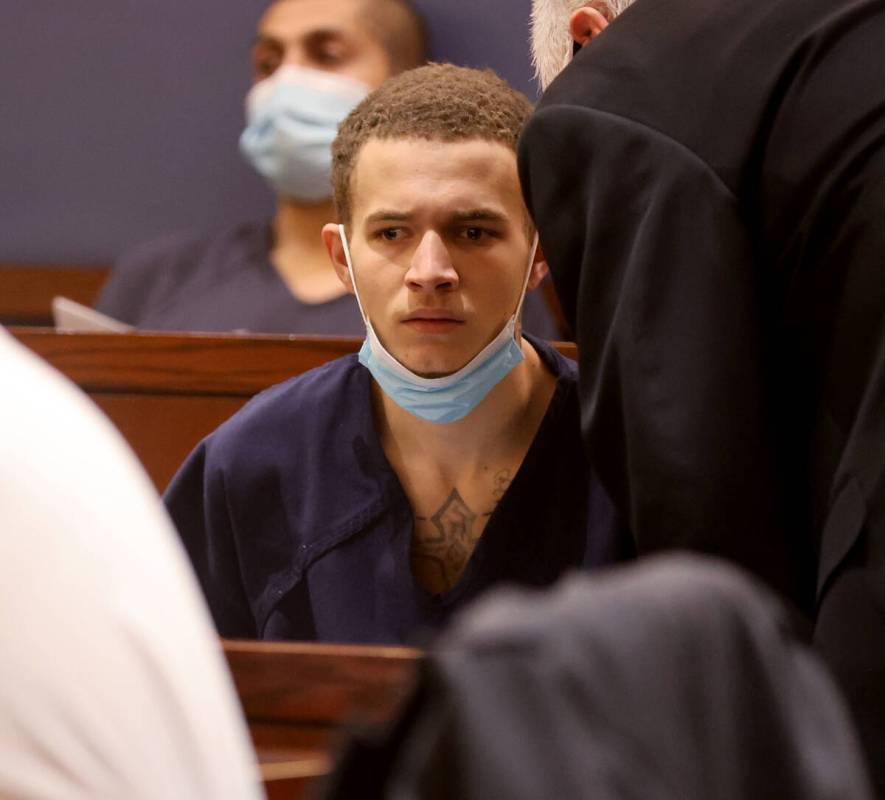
0;263;109;326
222;639;421;800
11;329;578;491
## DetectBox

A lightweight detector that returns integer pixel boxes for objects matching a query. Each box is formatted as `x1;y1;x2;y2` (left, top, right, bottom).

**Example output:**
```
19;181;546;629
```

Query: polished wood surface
225;639;421;726
223;639;421;799
0;264;109;326
11;329;361;394
91;393;246;490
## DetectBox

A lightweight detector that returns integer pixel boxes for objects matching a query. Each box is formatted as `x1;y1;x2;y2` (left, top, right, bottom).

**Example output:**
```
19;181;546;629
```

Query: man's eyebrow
364;210;412;224
252;34;283;49
254;27;347;47
449;208;509;224
362;208;512;226
304;27;348;41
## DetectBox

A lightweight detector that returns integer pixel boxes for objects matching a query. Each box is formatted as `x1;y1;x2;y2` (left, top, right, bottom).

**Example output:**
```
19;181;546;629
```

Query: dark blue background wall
0;0;537;265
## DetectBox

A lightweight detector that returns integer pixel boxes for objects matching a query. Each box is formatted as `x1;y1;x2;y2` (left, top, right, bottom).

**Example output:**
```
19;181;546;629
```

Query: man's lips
401;310;465;333
401;309;465;322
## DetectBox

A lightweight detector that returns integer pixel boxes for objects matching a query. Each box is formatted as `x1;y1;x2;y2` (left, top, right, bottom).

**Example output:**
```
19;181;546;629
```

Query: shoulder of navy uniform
207;353;366;451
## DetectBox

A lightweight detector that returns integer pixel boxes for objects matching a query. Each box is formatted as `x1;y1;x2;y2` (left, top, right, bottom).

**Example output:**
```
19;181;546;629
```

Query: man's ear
321;222;355;293
569;3;610;47
526;240;550;291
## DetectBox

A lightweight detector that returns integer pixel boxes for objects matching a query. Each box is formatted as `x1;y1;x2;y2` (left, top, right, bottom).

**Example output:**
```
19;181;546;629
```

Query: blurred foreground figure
0;328;261;799
324;556;871;800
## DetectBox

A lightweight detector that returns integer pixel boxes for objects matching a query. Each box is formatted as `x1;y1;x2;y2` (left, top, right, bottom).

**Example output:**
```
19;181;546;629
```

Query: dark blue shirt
164;336;629;645
97;220;562;338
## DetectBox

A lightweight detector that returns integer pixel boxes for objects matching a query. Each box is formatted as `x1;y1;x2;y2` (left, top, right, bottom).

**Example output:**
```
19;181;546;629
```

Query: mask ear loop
337;224;371;325
513;232;540;320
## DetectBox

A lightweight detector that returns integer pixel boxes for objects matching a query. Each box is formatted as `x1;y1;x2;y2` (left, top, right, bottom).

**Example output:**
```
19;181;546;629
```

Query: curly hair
331;63;534;225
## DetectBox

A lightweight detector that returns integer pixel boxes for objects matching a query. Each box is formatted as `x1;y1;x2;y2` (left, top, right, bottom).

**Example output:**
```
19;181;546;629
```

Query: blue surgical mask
240;65;369;203
338;224;539;423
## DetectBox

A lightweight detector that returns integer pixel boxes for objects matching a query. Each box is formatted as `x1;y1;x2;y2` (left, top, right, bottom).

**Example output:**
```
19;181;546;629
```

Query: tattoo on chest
416;489;477;547
490;468;512;504
413;488;478;592
411;470;514;593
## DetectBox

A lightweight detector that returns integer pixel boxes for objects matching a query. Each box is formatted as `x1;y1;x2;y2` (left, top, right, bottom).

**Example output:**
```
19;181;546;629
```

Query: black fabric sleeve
518;106;812;610
163;440;257;638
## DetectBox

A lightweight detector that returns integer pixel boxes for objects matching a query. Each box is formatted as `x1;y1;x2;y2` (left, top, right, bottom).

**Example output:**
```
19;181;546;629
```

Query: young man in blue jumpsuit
164;64;629;645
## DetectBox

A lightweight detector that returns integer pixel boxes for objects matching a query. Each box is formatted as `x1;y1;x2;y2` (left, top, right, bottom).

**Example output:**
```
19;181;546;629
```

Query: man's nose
275;43;319;73
280;49;307;70
405;232;459;291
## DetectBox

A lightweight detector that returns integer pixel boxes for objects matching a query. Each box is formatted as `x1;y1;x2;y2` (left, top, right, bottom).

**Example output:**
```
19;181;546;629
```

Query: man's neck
375;336;557;594
270;197;349;304
374;337;556;484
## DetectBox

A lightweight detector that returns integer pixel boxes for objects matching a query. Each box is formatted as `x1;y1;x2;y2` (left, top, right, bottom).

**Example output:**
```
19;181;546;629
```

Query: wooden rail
11;328;361;394
0;264;109;326
222;639;420;799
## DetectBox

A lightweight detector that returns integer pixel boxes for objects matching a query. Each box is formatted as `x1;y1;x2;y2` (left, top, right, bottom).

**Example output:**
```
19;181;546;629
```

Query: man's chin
403;358;466;379
396;346;473;379
412;367;457;379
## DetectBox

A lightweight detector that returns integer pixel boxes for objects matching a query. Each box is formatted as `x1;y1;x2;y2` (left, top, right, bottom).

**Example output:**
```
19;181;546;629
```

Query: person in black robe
517;0;885;789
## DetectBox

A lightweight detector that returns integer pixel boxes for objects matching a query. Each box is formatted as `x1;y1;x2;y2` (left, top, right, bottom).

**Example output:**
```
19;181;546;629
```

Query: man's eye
316;46;345;65
463;227;488;241
254;58;279;79
306;36;348;67
251;42;282;80
380;228;403;241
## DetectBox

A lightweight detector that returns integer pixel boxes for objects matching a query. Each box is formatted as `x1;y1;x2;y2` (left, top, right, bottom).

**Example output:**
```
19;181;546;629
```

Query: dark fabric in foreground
517;0;885;784
322;556;872;800
164;336;629;644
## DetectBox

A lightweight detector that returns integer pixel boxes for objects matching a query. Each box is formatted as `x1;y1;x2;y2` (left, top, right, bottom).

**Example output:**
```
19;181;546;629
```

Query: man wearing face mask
92;0;413;334
163;64;630;645
520;0;885;789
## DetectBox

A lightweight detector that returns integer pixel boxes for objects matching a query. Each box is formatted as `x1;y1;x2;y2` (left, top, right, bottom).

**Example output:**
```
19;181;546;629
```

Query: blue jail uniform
163;335;630;644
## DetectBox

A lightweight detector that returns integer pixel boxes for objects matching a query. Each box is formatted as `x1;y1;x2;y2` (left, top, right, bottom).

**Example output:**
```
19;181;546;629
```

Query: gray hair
531;0;634;89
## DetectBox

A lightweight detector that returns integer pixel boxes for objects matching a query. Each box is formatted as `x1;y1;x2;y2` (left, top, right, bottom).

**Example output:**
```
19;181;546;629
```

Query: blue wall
0;0;537;265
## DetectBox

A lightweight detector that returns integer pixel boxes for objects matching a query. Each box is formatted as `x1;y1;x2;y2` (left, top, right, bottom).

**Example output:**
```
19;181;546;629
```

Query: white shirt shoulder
0;329;261;799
